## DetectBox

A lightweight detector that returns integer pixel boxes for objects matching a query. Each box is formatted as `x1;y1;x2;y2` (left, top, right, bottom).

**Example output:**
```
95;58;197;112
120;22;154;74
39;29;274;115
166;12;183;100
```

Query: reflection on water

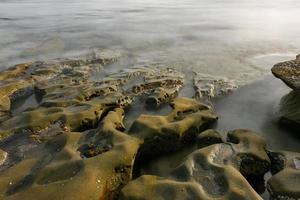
1;0;300;84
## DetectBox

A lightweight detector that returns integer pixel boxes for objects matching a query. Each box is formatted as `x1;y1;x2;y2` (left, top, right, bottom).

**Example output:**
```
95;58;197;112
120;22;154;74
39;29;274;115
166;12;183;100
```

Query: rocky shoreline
0;51;299;200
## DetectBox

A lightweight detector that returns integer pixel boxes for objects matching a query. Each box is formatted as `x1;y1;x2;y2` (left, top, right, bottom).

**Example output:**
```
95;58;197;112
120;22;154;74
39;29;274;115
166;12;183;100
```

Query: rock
193;73;237;101
0;149;7;166
146;87;179;108
0;98;116;140
272;54;300;91
197;129;223;148
129;97;218;157
0;108;141;200
119;130;270;200
278;90;300;131
227;129;271;177
267;151;300;200
119;129;273;200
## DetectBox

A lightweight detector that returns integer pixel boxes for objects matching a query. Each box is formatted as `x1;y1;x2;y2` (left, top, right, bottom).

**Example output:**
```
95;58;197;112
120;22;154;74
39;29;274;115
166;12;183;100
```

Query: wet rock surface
0;52;299;200
120;130;269;200
267;151;300;200
193;73;237;102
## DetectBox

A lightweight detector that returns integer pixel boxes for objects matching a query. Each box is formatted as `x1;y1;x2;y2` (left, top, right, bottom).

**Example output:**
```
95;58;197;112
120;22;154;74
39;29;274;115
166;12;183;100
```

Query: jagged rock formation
119;129;270;200
267;151;300;200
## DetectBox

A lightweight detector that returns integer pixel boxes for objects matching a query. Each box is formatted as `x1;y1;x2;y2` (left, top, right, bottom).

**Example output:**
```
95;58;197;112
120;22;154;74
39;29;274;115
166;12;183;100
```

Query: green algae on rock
267;151;300;200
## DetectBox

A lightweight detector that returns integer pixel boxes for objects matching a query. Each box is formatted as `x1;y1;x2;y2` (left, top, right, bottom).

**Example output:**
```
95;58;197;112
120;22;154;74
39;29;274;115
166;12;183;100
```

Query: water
1;0;300;85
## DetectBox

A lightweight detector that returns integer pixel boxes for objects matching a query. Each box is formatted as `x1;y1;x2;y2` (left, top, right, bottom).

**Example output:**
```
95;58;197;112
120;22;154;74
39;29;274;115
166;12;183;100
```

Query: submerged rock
119;130;270;200
272;54;300;91
267;151;300;200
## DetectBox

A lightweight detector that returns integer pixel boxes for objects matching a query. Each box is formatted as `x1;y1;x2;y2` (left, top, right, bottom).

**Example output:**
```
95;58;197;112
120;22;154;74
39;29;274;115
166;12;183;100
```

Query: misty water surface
0;0;300;84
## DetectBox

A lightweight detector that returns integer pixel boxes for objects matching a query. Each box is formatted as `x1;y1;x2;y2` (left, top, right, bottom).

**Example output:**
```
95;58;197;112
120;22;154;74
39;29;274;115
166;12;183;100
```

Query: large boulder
272;54;300;91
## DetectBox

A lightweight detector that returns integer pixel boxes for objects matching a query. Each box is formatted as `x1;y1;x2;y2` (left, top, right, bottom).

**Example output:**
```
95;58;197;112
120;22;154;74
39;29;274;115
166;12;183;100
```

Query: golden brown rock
267;151;300;200
0;108;141;200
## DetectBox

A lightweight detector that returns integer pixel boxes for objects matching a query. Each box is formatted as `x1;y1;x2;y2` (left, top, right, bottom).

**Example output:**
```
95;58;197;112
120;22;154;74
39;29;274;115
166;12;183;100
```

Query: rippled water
1;0;300;83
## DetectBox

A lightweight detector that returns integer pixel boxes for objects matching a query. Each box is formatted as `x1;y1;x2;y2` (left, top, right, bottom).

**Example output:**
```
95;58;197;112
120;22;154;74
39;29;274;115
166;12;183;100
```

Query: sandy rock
0;108;141;200
119;129;271;200
227;129;271;177
0;98;116;140
129;97;218;156
272;54;300;91
267;151;300;200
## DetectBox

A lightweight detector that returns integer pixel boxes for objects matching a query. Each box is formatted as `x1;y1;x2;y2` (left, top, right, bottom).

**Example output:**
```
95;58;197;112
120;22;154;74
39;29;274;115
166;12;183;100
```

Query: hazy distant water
1;0;300;84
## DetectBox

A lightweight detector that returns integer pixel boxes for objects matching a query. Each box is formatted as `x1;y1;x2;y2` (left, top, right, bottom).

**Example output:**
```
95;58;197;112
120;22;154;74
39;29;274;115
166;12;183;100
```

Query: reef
0;51;299;200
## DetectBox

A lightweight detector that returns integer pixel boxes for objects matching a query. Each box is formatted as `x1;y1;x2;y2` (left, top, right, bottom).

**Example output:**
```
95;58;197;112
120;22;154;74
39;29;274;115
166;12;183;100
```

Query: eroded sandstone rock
272;54;300;91
0;108;141;200
193;73;237;101
267;151;300;200
129;97;218;157
119;129;271;200
197;129;223;148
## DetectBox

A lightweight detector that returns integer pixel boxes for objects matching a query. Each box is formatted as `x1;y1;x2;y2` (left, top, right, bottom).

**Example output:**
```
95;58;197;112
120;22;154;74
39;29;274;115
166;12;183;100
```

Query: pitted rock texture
129;97;218;157
0;99;217;200
278;91;300;131
0;108;141;200
267;151;300;200
193;73;237;101
119;129;271;200
272;54;300;91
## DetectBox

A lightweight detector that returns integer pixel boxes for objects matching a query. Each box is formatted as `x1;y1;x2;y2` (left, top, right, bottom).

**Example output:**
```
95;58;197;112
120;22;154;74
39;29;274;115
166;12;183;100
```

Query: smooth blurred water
0;0;300;83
